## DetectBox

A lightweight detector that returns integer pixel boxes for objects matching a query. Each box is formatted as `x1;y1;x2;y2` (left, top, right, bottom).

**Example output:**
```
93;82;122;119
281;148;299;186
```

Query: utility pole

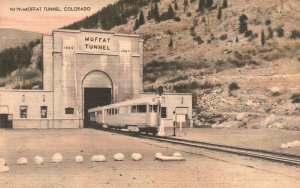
172;110;176;136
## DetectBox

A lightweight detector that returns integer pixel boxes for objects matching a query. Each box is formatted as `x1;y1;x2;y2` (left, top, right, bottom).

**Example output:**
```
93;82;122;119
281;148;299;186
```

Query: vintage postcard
0;0;300;187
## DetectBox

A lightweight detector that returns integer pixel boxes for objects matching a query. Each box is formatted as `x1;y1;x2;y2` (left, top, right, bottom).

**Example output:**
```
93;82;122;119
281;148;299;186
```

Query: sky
0;0;117;34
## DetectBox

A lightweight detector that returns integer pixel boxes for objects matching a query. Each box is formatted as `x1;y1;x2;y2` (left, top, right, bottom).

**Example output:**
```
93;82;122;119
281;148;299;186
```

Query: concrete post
158;95;165;136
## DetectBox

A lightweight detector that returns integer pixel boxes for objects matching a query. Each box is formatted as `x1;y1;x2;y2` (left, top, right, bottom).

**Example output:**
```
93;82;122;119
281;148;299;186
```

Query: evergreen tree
268;27;273;39
147;9;152;20
217;7;222;20
153;2;160;22
235;36;239;42
261;30;266;46
139;10;145;25
198;0;206;14
133;19;140;31
222;0;227;8
174;1;179;10
63;0;151;30
206;0;213;8
167;4;175;18
168;37;173;48
184;0;188;12
239;14;248;34
160;4;175;21
0;39;41;77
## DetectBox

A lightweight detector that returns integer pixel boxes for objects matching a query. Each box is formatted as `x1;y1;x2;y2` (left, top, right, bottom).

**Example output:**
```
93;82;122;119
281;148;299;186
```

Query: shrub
193;36;204;44
229;59;246;67
219;34;227;41
165;75;188;83
290;30;300;40
217;8;222;20
265;19;271;25
190;27;197;37
192;92;198;108
291;93;300;103
187;12;192;17
168;37;173;48
239;14;248;34
144;85;156;92
261;30;266;46
222;0;228;8
268;27;274;39
228;82;240;91
144;60;208;83
244;30;252;37
173;81;215;93
269;87;281;96
235;36;239;42
173;17;181;22
173;81;198;92
275;27;284;37
144;72;157;82
199;81;215;89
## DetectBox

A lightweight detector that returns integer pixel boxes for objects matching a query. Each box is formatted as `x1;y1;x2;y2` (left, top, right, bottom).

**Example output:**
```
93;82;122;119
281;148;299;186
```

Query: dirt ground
164;127;300;155
0;128;300;188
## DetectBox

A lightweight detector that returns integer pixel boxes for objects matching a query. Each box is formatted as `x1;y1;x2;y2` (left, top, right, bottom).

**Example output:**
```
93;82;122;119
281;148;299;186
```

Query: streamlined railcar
88;97;160;134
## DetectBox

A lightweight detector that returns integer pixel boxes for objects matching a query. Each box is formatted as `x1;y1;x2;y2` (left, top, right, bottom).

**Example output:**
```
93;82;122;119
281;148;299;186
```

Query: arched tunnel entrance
82;71;113;127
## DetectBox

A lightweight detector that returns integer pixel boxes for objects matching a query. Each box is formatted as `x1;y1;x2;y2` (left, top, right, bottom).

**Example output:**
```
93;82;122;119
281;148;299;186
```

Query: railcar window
131;106;137;113
149;105;158;113
107;109;111;115
137;105;147;113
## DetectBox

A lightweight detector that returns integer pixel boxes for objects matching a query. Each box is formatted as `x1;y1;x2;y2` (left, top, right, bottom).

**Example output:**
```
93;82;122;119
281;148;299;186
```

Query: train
88;97;160;135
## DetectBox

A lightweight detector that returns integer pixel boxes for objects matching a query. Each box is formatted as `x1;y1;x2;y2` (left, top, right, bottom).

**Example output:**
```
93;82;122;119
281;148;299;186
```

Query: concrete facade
0;29;143;128
0;29;193;129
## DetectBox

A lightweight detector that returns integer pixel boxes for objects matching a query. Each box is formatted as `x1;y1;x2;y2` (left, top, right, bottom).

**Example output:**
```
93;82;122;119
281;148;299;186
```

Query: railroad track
94;127;300;166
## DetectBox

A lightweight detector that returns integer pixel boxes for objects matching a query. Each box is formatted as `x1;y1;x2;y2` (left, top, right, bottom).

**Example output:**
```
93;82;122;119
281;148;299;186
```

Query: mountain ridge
0;28;42;52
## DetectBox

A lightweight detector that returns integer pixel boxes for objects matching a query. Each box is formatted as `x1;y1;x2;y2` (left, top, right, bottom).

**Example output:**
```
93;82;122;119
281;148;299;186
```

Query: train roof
88;97;159;113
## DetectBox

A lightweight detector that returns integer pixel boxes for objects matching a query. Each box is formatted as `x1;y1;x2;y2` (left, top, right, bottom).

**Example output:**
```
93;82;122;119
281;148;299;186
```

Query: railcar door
147;105;159;127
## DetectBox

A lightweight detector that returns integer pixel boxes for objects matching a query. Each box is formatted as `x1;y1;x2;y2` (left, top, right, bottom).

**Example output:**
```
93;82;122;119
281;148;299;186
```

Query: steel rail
94;127;300;166
139;134;300;166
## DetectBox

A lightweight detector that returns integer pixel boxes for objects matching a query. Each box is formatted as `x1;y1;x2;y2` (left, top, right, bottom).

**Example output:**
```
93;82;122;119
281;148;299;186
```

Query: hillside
0;28;42;89
0;28;42;52
109;0;300;130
